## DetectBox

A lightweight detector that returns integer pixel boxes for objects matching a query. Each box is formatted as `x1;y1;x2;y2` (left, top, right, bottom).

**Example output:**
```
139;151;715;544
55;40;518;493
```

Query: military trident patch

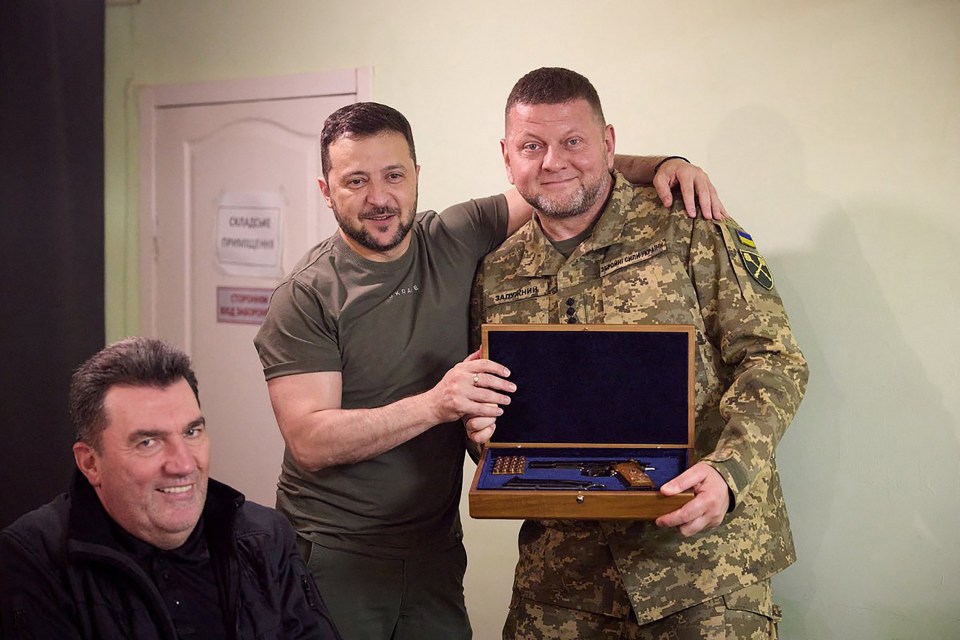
739;249;774;290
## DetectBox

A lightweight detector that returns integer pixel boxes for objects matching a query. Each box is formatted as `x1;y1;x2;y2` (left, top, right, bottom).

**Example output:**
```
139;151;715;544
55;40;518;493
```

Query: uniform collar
515;171;633;277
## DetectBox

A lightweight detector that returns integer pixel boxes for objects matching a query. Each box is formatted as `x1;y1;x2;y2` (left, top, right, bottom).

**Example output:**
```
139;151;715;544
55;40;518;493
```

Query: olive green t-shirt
255;195;509;558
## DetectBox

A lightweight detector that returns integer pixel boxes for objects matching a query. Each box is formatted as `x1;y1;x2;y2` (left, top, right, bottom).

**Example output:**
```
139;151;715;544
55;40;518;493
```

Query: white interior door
139;70;371;506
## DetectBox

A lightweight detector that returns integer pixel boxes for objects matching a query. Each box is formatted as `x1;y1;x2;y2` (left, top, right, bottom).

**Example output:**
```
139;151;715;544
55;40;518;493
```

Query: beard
333;201;416;254
522;170;612;219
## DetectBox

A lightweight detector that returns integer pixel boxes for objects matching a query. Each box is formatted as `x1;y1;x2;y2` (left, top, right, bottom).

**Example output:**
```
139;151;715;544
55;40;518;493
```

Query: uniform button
567;317;577;324
566;298;575;306
565;307;575;316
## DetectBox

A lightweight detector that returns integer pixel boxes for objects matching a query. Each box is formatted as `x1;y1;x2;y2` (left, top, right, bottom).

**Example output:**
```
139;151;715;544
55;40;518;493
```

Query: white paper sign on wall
215;191;284;278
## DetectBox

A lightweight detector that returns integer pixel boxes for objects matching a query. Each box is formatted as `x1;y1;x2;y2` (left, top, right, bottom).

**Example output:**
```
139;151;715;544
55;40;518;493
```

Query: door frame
137;67;373;339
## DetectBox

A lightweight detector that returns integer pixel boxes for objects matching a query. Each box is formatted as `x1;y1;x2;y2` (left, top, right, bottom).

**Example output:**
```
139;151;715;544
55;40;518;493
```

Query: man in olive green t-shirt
254;101;725;640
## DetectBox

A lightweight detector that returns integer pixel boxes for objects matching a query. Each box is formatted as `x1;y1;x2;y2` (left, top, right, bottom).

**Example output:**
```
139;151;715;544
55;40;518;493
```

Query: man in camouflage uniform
254;101;727;640
470;68;808;639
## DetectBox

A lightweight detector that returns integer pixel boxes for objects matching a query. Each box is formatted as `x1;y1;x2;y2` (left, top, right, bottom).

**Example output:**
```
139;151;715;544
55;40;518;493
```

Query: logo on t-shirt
388;284;420;300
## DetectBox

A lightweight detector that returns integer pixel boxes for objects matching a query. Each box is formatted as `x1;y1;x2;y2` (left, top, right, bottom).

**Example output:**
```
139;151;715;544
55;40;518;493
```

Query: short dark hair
320;102;417;178
69;337;200;451
505;67;605;125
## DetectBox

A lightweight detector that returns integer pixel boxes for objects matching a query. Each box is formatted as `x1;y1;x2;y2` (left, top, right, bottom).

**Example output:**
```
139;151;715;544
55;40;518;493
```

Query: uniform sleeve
0;529;84;640
254;278;343;380
691;217;809;507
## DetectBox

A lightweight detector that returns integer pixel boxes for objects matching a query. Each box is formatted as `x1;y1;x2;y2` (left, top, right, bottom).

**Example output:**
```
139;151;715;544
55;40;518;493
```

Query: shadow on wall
710;106;960;638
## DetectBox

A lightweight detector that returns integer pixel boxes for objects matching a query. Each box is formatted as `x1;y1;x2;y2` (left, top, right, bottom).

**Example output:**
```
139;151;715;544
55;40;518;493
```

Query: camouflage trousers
503;581;779;640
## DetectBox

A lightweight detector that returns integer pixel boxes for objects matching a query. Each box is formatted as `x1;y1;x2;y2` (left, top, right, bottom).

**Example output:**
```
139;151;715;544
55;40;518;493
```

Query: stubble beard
523;171;612;220
333;198;417;254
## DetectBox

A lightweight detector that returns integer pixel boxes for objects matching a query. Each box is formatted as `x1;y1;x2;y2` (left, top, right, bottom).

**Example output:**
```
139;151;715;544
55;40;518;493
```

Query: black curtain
0;0;105;528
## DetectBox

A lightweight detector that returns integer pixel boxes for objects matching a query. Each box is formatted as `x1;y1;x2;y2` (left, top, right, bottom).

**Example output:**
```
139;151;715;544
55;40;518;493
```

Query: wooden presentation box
469;324;696;520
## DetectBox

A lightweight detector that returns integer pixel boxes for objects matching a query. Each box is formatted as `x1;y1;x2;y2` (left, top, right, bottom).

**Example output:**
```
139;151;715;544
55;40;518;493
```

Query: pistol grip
611;462;655;490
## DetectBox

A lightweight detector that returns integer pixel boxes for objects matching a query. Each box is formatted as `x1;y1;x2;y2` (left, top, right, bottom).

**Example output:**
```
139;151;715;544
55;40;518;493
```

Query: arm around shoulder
503;188;534;236
614;154;727;220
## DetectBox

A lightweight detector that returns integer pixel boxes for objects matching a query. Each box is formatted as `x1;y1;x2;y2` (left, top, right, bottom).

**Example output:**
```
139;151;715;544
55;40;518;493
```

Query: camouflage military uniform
474;172;808;638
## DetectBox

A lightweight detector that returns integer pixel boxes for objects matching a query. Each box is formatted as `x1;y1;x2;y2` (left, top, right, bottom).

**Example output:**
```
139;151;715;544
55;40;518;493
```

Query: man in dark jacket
0;337;342;639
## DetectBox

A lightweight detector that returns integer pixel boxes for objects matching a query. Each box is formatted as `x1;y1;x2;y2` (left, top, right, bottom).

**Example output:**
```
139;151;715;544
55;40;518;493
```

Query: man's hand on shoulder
653;158;727;221
612;154;727;221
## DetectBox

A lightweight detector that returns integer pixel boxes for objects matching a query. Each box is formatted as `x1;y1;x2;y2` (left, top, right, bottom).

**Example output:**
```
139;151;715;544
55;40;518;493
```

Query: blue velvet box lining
476;447;689;491
475;324;694;493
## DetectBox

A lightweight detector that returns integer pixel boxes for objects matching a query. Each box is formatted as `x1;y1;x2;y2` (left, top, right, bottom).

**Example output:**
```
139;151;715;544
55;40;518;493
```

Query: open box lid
481;324;695;447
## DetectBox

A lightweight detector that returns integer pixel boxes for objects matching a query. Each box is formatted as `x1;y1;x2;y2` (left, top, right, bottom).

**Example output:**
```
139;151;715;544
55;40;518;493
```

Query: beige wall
106;1;960;637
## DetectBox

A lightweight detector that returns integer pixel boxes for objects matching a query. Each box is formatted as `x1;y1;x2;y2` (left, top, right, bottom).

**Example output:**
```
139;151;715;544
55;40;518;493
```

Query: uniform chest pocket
599;246;700;325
